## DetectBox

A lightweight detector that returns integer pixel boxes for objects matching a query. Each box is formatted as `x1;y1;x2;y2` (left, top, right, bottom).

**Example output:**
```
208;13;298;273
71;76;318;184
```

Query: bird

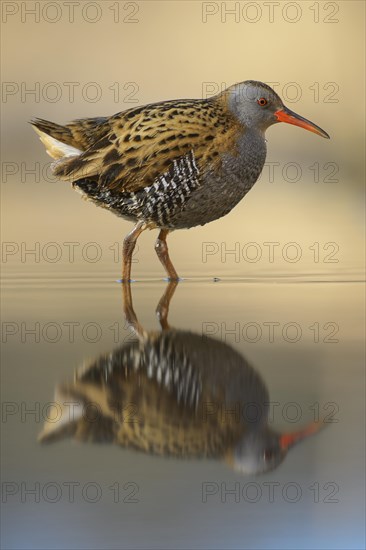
31;80;330;281
38;282;324;475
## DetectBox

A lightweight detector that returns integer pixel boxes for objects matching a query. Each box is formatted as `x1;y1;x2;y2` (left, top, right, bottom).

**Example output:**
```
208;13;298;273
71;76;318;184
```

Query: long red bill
275;107;330;139
279;421;325;450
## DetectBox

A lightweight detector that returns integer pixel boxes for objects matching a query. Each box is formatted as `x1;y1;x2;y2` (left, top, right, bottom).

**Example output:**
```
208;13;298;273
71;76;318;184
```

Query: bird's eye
257;98;268;106
263;449;274;461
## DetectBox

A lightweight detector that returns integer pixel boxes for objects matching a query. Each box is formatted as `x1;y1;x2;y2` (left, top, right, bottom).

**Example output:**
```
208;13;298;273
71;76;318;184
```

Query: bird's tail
30;118;83;160
30;116;111;161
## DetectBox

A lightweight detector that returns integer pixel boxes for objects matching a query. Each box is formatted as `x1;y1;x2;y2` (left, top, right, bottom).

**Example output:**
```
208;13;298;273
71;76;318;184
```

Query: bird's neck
237;127;267;164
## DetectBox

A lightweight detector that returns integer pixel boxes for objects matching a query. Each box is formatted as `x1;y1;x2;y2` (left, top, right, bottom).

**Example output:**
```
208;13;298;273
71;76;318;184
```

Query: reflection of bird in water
39;283;324;475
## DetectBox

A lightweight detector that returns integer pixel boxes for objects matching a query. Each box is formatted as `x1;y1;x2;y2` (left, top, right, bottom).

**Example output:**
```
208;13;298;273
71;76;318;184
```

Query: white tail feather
33;127;82;160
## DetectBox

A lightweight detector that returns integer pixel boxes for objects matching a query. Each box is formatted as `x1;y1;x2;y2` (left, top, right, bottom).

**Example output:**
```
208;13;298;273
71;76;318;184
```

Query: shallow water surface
1;273;365;550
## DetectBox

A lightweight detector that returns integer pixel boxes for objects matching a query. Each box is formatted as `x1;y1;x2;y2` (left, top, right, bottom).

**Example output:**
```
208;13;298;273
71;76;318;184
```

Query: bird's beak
279;421;325;450
274;106;330;139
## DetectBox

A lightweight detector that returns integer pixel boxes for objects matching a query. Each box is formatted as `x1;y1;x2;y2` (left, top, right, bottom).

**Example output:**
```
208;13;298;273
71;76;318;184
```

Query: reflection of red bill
275;107;330;139
280;421;325;450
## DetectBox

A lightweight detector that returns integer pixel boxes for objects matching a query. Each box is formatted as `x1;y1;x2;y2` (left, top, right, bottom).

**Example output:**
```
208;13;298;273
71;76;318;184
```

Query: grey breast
169;130;267;229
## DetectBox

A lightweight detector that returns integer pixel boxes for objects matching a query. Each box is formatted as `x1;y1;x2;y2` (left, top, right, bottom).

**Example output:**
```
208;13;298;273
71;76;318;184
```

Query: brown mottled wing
53;98;240;192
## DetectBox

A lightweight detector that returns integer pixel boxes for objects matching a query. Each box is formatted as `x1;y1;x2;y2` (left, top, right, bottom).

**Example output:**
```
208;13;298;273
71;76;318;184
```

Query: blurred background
1;2;365;549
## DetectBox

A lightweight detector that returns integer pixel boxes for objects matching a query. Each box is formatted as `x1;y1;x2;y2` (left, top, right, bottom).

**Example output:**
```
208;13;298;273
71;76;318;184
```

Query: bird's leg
155;229;179;281
122;221;146;282
122;281;146;339
155;280;178;330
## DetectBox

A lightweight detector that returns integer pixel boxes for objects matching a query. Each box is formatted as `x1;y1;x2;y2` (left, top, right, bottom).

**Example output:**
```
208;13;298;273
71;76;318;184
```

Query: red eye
257;98;268;106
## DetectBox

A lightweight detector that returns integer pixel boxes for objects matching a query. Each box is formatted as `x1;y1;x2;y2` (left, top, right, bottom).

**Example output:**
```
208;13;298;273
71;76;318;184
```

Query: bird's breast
168;131;267;229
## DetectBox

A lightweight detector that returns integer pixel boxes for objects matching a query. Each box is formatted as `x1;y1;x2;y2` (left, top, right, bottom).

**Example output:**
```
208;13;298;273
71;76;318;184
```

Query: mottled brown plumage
50;97;239;192
32;80;329;280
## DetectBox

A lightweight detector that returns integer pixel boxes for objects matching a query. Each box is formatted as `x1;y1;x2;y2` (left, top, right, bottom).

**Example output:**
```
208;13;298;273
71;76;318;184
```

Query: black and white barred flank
73;151;201;227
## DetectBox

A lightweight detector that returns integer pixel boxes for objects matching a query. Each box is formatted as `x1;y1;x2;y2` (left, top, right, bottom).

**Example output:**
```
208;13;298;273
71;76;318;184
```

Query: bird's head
225;421;324;475
227;80;330;139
